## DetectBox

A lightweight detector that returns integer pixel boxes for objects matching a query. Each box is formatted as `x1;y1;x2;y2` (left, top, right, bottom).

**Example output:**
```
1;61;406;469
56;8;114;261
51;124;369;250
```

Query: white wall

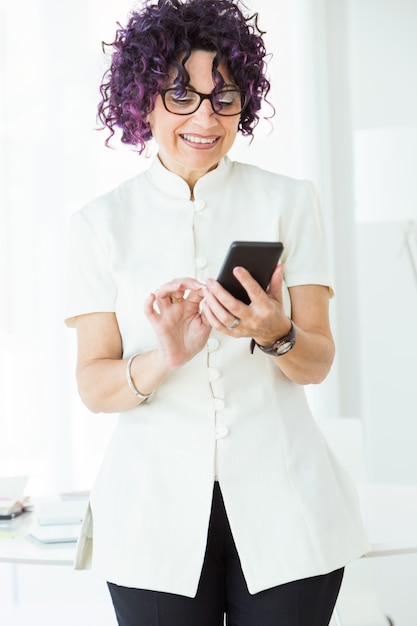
349;1;417;624
349;0;417;484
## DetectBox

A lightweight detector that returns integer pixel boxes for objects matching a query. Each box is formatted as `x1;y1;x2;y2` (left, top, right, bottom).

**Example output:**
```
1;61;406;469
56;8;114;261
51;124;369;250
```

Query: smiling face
147;50;240;192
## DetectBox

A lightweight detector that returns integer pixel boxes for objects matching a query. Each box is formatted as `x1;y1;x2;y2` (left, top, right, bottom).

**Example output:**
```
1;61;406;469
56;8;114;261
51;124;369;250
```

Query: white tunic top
66;156;370;597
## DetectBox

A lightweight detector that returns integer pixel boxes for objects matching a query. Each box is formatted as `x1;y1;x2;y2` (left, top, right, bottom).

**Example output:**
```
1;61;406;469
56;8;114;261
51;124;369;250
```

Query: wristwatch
250;320;296;356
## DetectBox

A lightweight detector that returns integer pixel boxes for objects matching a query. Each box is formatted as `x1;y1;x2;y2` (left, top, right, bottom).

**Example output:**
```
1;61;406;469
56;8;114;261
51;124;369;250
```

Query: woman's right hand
144;277;211;369
74;278;210;414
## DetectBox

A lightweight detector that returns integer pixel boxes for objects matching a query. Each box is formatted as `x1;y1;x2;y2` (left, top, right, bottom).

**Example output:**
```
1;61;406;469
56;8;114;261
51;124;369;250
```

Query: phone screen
217;241;284;304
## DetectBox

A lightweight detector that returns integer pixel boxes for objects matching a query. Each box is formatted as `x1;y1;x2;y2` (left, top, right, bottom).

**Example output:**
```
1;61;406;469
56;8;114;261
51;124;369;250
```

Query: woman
66;0;369;624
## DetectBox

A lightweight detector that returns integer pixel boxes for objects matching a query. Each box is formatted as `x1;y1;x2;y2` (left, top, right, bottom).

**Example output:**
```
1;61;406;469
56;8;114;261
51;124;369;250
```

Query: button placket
206;336;228;447
195;257;207;270
193;199;206;212
207;337;220;352
215;425;229;439
192;196;207;280
208;367;221;383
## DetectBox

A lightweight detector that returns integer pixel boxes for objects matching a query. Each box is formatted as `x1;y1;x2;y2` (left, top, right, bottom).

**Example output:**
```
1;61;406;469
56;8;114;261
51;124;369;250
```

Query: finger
201;287;242;333
203;281;241;323
230;266;268;303
201;298;227;331
186;289;205;304
152;278;202;311
144;292;159;320
154;278;204;299
232;265;284;304
204;278;245;315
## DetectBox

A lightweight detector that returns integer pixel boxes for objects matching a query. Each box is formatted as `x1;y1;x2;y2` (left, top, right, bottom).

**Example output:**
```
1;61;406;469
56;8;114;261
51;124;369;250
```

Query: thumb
267;264;284;299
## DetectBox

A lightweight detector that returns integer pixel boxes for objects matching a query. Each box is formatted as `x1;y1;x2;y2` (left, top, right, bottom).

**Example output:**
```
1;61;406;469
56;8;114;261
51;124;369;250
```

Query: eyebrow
166;83;240;92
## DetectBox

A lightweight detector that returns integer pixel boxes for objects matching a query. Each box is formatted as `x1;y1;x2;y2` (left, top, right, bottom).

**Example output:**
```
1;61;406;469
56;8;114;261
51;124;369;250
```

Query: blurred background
1;0;416;623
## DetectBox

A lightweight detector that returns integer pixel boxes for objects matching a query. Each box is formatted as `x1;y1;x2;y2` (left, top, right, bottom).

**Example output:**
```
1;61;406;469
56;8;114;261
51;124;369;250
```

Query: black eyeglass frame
160;87;248;116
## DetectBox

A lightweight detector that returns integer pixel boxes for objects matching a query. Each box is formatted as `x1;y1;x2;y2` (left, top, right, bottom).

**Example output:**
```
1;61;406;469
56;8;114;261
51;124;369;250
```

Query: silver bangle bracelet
126;354;155;401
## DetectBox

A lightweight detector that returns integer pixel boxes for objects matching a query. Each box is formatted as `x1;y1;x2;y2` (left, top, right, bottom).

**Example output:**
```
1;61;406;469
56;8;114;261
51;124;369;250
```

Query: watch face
275;341;293;355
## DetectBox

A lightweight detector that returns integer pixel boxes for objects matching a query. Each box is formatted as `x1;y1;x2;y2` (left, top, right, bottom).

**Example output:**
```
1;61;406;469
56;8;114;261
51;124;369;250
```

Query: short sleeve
281;180;334;297
65;210;117;327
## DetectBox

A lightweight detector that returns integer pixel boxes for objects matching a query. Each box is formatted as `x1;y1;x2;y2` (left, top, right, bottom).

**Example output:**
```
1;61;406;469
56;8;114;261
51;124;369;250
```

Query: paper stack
28;498;87;544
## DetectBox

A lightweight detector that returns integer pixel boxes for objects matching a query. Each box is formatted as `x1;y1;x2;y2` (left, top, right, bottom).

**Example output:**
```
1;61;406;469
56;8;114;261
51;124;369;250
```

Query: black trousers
108;482;344;626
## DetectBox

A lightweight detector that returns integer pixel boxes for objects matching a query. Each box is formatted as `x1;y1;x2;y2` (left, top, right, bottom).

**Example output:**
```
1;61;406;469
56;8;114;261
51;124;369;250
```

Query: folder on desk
36;500;86;526
28;523;81;544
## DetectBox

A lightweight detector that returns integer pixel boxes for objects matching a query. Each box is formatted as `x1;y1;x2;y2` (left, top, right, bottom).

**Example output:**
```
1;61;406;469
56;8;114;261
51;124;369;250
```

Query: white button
213;398;225;411
215;426;229;439
207;338;220;352
208;367;222;382
195;257;207;269
194;199;206;212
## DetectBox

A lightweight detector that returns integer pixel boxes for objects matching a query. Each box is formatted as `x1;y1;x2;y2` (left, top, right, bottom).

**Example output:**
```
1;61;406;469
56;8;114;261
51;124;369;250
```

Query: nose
193;98;217;125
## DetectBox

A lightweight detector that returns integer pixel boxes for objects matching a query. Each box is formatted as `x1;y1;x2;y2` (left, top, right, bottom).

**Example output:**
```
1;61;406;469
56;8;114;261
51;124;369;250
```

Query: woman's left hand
202;264;290;346
202;264;335;385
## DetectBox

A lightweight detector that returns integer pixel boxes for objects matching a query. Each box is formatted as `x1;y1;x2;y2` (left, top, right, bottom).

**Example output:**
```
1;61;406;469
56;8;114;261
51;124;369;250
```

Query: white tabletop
1;483;416;566
0;511;76;565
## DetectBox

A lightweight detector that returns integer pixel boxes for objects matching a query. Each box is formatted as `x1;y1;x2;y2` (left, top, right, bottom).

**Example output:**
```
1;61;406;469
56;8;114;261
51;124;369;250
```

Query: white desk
0;510;76;566
1;484;416;566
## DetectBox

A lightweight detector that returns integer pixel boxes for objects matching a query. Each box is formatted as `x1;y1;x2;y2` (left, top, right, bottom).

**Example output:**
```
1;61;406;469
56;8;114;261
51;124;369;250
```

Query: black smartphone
217;241;284;304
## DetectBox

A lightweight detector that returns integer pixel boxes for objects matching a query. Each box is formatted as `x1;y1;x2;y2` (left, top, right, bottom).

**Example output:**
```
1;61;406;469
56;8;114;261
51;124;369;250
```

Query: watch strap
250;320;296;356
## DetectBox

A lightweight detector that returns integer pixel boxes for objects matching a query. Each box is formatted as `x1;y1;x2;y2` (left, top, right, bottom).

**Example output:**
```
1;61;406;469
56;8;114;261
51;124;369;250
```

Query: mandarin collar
146;154;233;200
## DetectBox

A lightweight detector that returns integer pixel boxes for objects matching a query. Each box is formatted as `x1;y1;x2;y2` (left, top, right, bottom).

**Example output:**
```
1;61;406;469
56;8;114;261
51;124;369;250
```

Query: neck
157;153;219;199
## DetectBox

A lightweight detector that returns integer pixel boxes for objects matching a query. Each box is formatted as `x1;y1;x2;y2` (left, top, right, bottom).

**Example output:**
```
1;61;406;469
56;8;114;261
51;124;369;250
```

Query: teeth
182;134;216;144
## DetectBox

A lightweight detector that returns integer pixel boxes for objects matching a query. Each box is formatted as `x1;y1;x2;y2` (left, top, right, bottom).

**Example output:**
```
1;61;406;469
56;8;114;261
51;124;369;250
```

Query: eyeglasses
160;87;248;116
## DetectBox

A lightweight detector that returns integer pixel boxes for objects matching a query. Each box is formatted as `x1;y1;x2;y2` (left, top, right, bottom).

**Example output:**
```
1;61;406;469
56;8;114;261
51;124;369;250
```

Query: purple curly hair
98;0;271;153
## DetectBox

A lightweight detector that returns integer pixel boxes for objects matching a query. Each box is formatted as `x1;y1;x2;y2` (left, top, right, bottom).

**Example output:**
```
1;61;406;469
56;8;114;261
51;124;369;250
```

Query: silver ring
227;317;240;330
